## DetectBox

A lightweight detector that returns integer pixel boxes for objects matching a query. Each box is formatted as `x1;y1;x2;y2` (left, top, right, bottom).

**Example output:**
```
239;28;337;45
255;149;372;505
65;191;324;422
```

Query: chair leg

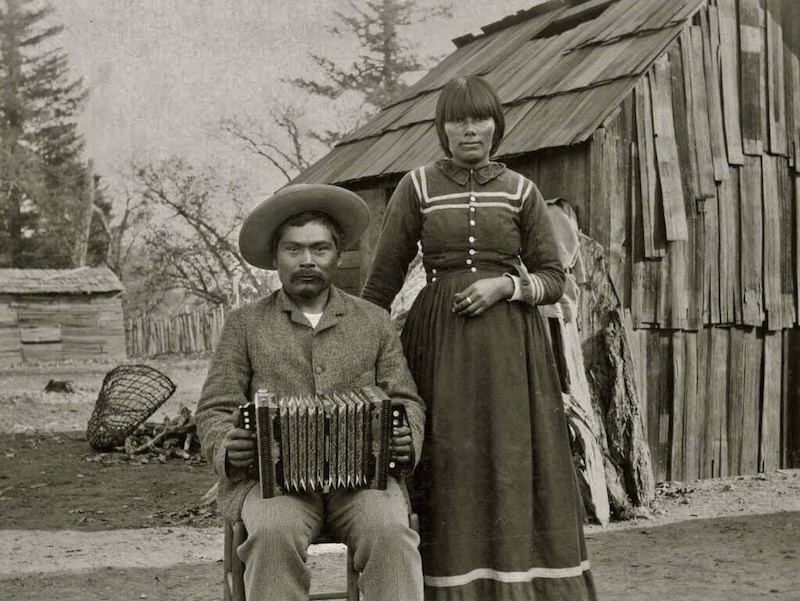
346;546;359;601
231;522;247;601
223;522;233;601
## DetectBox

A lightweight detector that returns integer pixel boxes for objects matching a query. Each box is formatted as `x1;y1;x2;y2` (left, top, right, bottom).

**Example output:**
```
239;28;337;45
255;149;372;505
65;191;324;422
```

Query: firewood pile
118;406;203;462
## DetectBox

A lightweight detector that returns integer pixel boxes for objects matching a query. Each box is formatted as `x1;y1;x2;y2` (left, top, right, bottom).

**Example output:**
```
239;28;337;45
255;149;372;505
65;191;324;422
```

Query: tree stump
577;233;655;515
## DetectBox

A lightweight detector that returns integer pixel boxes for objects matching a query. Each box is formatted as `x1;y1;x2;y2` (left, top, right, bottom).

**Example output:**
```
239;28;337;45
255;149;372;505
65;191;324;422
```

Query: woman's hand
452;276;514;317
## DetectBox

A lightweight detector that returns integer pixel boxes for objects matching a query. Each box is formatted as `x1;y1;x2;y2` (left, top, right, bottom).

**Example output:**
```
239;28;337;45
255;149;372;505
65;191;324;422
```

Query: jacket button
315;365;324;374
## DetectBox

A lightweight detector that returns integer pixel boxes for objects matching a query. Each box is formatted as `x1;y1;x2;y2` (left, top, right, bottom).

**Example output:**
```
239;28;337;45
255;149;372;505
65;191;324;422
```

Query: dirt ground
1;357;799;600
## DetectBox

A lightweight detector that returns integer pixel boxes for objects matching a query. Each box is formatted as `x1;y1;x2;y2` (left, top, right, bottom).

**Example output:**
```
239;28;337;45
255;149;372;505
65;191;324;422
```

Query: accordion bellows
241;386;402;498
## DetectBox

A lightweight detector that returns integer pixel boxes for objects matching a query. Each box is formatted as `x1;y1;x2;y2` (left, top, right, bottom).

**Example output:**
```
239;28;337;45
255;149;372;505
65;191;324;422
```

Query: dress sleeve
360;170;423;311
517;178;566;306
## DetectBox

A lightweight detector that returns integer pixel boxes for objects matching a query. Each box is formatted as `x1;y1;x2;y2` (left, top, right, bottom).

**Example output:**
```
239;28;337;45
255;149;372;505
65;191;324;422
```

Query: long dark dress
362;159;597;601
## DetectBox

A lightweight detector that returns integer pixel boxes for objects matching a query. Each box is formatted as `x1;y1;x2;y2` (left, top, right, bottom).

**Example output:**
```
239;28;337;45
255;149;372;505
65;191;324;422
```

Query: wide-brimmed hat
238;183;370;269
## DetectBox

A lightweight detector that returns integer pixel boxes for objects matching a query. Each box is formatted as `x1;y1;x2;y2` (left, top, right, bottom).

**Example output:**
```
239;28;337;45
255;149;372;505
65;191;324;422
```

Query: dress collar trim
435;158;506;185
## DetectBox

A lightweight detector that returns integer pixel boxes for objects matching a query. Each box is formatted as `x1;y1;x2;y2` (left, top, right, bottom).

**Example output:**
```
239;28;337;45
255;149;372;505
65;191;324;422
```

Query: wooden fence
126;305;227;357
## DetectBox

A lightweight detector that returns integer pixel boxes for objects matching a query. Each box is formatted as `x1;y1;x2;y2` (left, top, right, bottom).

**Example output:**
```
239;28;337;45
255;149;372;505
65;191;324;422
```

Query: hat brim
239;183;370;269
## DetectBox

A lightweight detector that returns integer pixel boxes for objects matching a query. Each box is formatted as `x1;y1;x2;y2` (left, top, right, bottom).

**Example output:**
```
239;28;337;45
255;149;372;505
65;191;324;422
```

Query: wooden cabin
0;267;126;365
294;0;800;481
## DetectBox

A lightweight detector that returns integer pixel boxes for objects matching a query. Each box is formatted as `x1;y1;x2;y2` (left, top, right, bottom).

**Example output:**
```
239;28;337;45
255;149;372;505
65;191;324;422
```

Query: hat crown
238;184;370;270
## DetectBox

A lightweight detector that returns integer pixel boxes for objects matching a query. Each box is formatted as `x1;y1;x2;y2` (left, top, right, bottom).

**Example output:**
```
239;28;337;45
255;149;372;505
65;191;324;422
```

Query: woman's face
444;116;495;168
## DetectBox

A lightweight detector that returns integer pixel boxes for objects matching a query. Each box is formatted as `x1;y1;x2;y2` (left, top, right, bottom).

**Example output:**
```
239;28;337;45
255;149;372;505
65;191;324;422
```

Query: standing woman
361;76;598;601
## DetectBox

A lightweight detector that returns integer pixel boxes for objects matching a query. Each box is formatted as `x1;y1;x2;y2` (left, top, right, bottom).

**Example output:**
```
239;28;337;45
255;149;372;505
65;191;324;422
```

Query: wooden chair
223;513;419;601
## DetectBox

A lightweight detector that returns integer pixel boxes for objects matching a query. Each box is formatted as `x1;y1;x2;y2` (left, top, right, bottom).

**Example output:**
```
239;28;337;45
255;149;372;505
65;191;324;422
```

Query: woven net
87;364;177;451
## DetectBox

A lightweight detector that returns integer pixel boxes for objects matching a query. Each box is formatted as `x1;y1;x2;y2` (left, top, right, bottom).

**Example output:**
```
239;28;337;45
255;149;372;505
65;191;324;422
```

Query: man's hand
390;424;413;466
224;408;256;475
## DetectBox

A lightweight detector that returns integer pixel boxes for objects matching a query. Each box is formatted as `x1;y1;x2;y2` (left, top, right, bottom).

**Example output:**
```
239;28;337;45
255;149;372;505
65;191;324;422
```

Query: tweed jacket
195;285;426;522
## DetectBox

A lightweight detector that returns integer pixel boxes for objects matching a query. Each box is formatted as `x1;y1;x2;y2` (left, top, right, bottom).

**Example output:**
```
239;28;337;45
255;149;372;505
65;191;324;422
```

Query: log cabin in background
0;267;125;366
292;0;800;490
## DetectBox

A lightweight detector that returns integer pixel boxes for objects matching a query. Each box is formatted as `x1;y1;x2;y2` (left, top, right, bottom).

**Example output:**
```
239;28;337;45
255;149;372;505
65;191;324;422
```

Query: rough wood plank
646;331;669;482
741;327;763;474
704;6;731;181
671;38;700;204
650;55;690;241
589;127;613;252
696;326;710;476
796;173;800;323
668;239;689;329
761;154;782;331
705;327;729;478
704;182;721;324
779;159;796;327
783;330;799;467
726;326;746;474
687;26;717;198
739;0;766;155
691;203;706;329
635;79;667;257
790;45;800;174
630;141;646;327
603;103;633;306
716;172;733;323
670;331;685;481
717;0;746;164
740;156;765;325
760;330;782;472
765;0;788;156
668;40;701;329
682;330;699;480
657;245;670;328
726;167;744;324
18;325;62;344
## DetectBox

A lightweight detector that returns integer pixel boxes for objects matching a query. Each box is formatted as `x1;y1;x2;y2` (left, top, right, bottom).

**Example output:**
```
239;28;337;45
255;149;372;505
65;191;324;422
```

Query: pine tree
289;0;452;116
0;0;92;268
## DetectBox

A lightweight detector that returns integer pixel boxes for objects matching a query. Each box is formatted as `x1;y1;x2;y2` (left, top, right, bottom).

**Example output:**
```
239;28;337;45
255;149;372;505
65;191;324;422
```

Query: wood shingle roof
0;267;124;295
294;0;707;186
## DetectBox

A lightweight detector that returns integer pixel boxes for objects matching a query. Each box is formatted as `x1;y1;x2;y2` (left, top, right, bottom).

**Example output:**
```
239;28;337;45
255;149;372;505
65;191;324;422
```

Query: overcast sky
51;1;540;199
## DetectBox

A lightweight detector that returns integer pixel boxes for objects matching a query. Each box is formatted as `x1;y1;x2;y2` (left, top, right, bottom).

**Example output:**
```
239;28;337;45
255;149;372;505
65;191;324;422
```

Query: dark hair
272;211;345;259
434;76;506;157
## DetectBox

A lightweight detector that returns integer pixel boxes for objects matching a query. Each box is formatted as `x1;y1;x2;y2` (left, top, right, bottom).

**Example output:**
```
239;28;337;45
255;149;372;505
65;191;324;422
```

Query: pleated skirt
401;271;598;601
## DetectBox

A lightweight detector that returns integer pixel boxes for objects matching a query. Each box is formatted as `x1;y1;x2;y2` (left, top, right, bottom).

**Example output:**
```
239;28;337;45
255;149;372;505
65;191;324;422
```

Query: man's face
275;221;339;303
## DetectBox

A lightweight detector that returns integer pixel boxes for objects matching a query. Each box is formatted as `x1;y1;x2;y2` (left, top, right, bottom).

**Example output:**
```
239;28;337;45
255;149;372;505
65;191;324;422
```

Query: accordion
240;386;405;498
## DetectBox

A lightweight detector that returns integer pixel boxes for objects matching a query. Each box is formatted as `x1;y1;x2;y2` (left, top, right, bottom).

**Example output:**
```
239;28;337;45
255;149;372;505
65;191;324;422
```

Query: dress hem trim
423;560;592;587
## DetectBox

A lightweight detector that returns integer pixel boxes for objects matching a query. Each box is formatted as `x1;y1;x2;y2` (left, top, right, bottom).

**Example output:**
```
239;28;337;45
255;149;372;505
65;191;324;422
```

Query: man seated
195;183;426;601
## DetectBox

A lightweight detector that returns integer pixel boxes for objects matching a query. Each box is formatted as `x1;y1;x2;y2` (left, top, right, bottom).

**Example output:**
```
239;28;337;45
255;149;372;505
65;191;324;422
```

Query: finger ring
465;296;472;305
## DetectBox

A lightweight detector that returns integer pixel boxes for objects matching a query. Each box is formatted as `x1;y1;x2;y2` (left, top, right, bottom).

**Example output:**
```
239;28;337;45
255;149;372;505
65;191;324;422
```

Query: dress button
470;267;477;273
469;249;476;255
432;276;437;282
466;259;473;265
432;268;437;273
469;195;476;202
469;236;475;243
469;206;476;213
470;220;476;226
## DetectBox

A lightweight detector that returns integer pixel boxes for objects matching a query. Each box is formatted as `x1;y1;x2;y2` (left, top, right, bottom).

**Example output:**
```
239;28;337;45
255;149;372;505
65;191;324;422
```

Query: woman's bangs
441;84;497;122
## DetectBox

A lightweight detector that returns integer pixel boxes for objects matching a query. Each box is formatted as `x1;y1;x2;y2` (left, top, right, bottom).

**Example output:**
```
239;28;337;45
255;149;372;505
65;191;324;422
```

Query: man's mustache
291;270;324;282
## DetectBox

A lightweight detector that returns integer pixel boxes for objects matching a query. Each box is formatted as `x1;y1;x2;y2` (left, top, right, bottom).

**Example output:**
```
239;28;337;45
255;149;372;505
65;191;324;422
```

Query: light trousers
238;477;423;601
